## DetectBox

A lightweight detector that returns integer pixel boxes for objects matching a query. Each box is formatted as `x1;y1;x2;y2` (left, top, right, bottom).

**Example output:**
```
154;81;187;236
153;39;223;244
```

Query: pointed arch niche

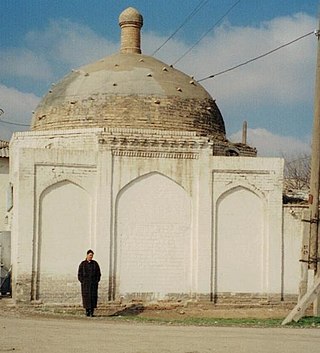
215;186;264;294
37;180;91;300
115;172;191;300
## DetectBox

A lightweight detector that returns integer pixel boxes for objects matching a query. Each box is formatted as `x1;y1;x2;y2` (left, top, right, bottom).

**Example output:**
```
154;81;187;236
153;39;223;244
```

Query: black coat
78;259;101;309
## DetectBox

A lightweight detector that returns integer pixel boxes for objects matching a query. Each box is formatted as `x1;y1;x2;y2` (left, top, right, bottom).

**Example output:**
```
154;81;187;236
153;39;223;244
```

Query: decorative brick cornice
11;126;256;158
99;134;210;150
112;150;199;159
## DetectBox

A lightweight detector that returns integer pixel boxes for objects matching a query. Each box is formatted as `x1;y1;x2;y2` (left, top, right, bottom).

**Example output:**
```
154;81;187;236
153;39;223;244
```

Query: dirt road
1;315;319;353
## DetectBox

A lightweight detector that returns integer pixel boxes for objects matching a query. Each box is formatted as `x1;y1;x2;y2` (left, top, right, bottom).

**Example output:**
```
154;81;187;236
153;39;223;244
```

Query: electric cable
0;30;314;128
0;107;29;126
151;0;211;56
197;30;315;82
172;0;242;66
0;119;29;127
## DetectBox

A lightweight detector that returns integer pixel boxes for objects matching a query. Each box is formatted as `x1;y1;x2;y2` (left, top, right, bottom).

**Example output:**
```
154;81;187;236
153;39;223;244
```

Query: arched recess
215;186;264;294
115;172;191;300
37;180;91;300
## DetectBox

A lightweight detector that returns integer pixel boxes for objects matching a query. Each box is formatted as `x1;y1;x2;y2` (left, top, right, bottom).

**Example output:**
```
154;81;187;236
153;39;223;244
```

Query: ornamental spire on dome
119;7;143;54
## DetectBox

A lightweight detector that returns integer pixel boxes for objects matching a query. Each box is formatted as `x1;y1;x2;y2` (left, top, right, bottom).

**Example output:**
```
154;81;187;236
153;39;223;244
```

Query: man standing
78;249;101;317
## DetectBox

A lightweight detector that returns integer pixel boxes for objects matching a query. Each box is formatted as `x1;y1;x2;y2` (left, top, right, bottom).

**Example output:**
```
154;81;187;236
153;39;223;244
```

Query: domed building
9;8;286;305
31;7;253;157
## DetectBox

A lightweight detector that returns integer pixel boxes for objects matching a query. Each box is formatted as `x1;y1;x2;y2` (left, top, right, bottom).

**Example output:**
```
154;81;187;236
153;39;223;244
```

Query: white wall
39;181;91;275
216;187;264;293
116;172;191;299
9;141;98;303
211;157;284;298
9;129;287;304
282;205;309;296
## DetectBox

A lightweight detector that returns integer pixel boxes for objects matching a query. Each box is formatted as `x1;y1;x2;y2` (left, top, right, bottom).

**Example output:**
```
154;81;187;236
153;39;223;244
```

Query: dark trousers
86;308;94;316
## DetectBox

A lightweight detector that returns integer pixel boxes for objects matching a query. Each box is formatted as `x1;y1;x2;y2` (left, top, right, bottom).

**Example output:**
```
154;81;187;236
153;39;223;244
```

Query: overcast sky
0;0;318;157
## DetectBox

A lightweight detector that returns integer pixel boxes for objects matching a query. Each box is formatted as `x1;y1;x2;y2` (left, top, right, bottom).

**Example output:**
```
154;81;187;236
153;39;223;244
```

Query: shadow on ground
108;304;145;317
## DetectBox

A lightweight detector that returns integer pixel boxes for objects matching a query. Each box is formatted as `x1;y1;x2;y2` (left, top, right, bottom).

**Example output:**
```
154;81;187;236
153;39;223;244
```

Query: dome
31;8;226;139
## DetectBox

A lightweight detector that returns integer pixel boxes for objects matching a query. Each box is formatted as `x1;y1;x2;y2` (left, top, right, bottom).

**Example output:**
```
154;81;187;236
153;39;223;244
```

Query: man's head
86;249;94;261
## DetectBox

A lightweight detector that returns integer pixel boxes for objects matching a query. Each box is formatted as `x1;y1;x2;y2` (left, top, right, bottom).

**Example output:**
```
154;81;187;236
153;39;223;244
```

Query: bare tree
283;154;311;193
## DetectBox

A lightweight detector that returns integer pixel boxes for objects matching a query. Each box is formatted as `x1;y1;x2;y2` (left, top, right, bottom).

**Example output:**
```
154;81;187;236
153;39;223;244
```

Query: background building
0;140;10;296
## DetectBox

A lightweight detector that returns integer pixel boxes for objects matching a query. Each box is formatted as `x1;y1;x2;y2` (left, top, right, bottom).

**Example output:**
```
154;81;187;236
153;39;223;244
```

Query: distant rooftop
0;140;9;158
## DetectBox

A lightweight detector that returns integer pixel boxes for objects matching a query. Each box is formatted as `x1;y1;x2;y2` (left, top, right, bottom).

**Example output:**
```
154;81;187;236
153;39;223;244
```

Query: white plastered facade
8;127;285;304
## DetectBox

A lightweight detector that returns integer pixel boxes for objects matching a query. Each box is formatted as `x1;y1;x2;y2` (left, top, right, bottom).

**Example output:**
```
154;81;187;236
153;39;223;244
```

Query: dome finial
119;7;143;54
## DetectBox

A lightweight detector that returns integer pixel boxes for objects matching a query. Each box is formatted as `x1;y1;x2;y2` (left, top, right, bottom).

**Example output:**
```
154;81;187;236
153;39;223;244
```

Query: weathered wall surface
217;187;264;293
209;157;284;299
116;173;191;299
282;205;311;298
9;129;288;305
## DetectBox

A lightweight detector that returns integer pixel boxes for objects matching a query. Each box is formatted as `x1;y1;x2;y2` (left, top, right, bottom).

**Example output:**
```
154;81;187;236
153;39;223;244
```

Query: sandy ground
0;297;301;320
0;298;319;353
1;312;320;353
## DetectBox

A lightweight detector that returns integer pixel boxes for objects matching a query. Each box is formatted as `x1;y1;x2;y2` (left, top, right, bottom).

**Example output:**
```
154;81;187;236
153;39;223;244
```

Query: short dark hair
87;249;94;255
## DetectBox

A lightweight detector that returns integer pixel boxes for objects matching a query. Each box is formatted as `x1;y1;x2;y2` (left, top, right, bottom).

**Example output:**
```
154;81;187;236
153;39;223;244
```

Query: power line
172;0;242;66
0;108;29;127
0;119;29;127
197;30;315;82
151;0;211;56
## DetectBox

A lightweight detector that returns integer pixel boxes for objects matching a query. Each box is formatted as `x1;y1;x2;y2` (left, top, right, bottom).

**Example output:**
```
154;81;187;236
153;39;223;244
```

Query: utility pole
282;26;320;325
310;26;320;316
